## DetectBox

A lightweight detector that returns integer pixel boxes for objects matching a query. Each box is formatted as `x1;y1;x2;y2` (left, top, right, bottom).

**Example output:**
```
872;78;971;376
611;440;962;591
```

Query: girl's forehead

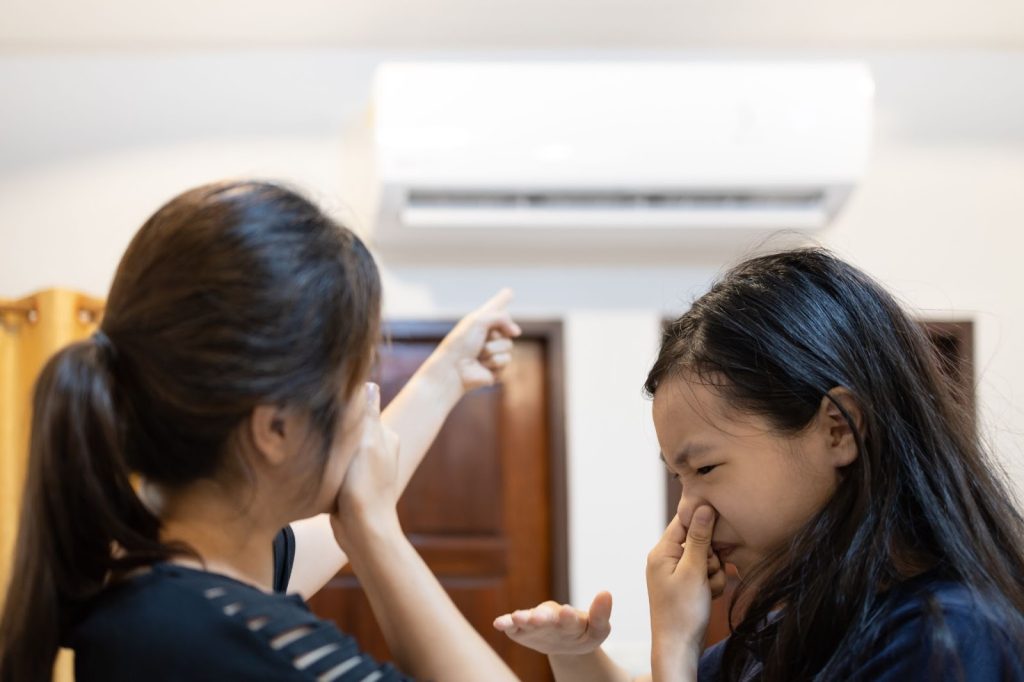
653;375;771;442
654;376;726;424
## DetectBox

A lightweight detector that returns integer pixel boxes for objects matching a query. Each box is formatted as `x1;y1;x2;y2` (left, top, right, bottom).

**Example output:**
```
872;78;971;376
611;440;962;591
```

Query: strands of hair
0;181;382;682
645;248;1024;681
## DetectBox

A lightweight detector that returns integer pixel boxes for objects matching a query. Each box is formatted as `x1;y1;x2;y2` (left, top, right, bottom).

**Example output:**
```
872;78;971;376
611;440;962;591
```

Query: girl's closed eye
666;464;718;480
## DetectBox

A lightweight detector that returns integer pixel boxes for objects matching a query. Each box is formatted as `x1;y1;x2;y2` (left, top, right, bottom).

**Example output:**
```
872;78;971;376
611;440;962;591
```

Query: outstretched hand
437;288;522;392
492;591;613;656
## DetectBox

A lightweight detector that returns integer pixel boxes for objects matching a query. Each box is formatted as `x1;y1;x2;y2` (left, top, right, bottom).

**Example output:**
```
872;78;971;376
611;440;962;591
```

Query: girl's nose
676;491;705;533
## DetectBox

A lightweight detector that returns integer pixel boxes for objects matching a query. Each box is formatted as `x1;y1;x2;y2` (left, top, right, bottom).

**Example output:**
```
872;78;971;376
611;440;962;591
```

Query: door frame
382;318;570;604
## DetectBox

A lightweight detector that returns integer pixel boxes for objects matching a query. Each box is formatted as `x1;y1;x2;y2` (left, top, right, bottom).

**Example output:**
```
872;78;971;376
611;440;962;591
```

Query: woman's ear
818;387;864;468
249;404;299;467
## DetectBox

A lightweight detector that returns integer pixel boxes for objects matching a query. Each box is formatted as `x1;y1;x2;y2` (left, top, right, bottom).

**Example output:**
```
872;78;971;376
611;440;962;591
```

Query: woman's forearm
382;351;463;492
343;517;516;682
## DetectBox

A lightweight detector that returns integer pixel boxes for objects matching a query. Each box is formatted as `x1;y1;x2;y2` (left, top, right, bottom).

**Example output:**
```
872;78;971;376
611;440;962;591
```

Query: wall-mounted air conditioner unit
368;62;874;252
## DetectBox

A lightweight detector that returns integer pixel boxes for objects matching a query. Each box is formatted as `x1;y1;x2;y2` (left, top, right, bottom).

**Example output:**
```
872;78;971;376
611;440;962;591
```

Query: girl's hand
646;506;722;668
331;383;402;548
492;591;613;655
435;289;522;393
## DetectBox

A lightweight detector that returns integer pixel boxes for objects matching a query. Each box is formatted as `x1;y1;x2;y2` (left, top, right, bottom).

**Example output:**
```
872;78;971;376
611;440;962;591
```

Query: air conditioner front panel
368;62;874;251
374;62;873;186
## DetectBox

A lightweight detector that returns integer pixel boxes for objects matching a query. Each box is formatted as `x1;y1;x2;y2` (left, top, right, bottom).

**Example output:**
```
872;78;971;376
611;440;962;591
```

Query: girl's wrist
419;349;468;402
651;641;700;682
651;636;701;678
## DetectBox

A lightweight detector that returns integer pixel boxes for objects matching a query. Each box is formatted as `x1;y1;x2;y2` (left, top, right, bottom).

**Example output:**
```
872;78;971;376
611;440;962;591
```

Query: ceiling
2;0;1023;51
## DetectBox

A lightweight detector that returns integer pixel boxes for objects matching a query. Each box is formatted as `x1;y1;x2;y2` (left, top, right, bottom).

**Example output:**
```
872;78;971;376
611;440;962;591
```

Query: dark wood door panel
308;321;566;682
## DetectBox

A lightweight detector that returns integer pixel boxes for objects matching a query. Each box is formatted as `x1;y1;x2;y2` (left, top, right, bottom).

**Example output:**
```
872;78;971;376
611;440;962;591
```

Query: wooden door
308;321;567;681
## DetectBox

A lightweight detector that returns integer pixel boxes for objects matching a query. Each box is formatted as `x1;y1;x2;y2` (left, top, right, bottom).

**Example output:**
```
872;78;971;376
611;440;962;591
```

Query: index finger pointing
478;288;514;314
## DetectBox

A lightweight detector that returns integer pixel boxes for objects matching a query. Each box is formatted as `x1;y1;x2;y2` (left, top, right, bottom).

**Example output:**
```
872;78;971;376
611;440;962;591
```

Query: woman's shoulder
68;563;409;681
853;573;1024;680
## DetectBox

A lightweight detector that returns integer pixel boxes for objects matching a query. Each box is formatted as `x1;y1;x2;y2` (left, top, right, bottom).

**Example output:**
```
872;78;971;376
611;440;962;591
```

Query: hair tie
92;329;117;363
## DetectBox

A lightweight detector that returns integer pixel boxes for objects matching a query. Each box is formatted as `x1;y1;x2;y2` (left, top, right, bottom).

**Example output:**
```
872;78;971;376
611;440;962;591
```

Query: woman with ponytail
0;180;522;681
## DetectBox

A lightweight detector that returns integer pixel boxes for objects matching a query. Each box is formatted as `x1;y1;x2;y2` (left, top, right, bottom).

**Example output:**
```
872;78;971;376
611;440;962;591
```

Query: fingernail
694;506;714;524
366;382;379;404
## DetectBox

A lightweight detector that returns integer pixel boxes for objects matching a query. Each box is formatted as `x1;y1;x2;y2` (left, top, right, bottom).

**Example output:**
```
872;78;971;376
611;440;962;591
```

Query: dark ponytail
0;180;381;681
0;339;169;681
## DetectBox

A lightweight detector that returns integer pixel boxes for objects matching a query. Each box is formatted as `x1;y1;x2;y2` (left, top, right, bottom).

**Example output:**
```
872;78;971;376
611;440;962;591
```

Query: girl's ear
818;387;864;468
249;404;300;467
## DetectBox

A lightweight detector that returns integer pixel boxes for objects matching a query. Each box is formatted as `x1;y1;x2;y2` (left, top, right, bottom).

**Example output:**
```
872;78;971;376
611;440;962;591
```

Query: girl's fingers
587;591;613;639
366;382;381;416
500;602;572;631
709;570;728;598
679;506;716;573
478;288;514;314
475;310;522;339
511;609;533;628
482;353;512;369
528;605;558;626
493;613;515;631
656;515;686;549
707;552;722;577
484;337;514;355
556;606;582;630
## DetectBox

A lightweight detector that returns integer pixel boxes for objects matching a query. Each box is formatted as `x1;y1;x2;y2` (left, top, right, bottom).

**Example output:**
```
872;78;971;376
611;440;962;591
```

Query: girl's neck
143;480;282;593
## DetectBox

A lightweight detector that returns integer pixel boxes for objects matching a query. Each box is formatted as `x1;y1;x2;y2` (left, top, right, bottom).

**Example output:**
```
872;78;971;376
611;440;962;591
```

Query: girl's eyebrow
659;442;715;469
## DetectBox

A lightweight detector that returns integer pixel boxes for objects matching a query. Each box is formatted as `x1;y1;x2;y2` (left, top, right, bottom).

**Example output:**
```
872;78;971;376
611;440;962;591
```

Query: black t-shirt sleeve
272;525;296;595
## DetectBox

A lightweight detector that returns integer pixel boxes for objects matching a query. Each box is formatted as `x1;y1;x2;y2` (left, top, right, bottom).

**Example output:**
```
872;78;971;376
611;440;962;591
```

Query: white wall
2;48;1023;673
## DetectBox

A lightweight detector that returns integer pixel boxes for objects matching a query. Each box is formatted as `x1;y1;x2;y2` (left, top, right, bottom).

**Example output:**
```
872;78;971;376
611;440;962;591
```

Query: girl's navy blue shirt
66;527;412;681
698;571;1024;681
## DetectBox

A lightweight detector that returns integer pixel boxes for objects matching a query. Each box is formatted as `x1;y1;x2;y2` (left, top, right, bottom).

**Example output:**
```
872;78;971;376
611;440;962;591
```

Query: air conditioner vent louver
401;189;834;230
408;190;827;210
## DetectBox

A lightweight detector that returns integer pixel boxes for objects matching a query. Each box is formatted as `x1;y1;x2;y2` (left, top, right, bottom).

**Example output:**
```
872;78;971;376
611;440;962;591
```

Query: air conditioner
368;62;874;252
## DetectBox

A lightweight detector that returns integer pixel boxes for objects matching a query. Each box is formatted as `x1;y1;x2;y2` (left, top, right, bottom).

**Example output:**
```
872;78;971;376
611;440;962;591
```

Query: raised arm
287;289;520;599
332;382;518;681
382;288;520;492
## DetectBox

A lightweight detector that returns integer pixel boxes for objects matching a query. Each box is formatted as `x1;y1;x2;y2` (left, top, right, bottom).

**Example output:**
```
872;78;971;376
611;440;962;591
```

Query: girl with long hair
496;248;1024;681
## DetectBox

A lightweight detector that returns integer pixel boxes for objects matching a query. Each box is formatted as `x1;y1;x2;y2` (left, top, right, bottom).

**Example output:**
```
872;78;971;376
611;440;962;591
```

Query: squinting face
652;375;843;576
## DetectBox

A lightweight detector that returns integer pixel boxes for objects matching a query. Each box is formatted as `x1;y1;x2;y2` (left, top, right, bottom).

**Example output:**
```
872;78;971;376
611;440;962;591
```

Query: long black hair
0;181;382;682
645;248;1024;680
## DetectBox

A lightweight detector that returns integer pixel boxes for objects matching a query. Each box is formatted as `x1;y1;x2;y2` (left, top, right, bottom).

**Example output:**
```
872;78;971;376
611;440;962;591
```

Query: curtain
1;288;104;681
